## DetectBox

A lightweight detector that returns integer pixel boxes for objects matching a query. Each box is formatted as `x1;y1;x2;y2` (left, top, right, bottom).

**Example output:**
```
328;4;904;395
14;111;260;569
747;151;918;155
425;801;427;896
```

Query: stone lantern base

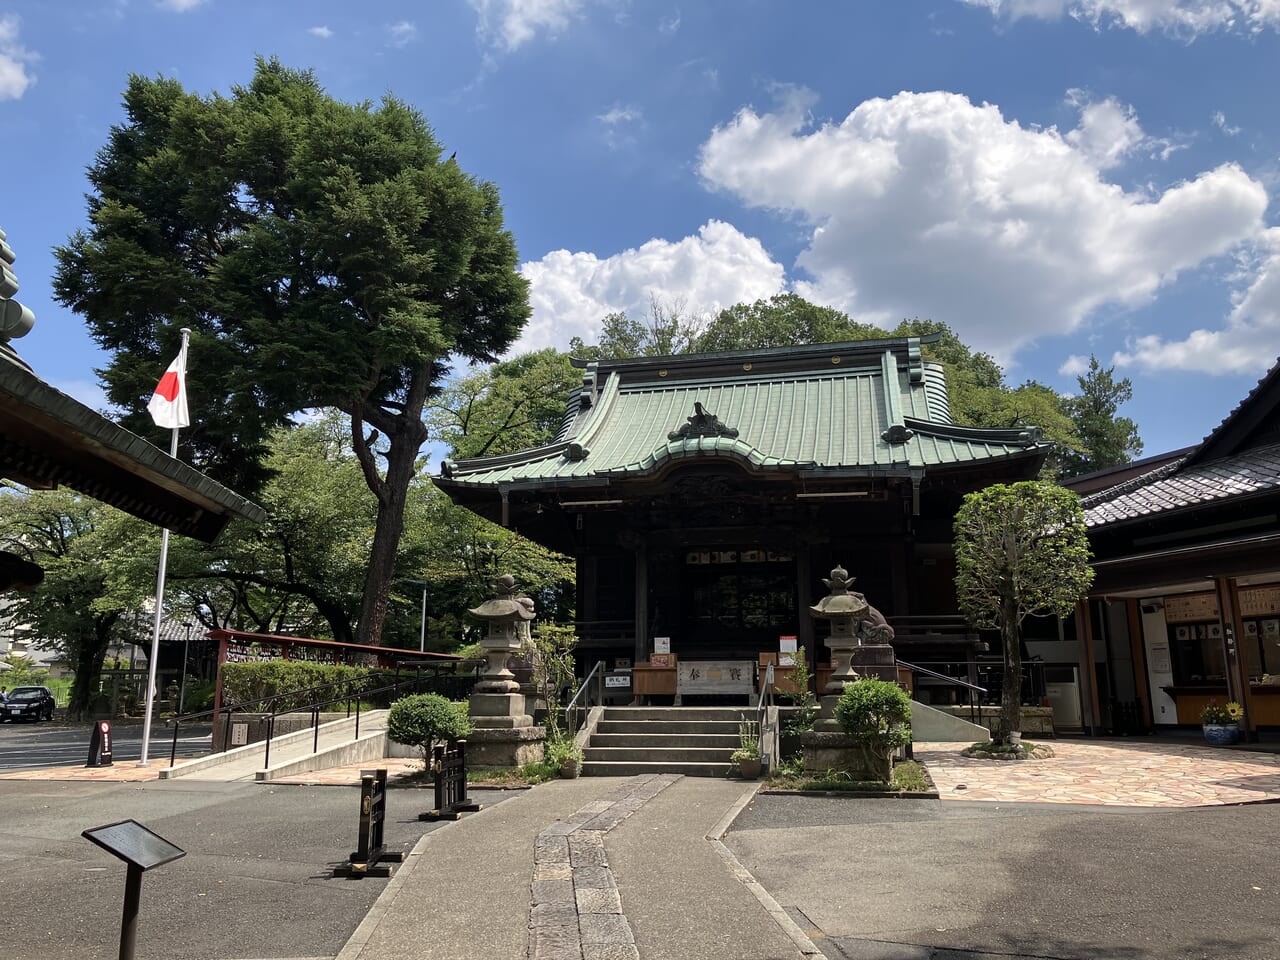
465;725;547;768
799;730;892;782
468;690;546;768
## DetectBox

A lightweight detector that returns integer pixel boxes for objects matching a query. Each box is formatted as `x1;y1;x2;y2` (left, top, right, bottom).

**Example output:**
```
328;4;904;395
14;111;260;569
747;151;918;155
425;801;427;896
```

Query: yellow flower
1226;701;1244;720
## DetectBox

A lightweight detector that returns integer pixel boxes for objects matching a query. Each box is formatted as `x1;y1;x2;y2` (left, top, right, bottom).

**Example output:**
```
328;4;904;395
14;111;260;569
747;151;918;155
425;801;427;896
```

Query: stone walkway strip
529;774;680;960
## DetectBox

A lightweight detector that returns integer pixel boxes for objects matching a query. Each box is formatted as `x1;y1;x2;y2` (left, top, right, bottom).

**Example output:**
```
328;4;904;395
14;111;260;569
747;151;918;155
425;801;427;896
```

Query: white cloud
597;104;641;126
157;0;207;11
698;88;1267;365
596;103;642;150
516;220;787;353
958;0;1280;36
1059;354;1091;376
1213;110;1242;135
0;15;36;100
468;0;588;50
308;25;334;39
1114;229;1280;374
1065;90;1150;168
659;11;681;34
388;21;417;46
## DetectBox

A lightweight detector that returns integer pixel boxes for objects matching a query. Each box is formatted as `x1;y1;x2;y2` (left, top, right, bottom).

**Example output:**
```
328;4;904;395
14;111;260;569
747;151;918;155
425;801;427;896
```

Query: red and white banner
147;343;190;429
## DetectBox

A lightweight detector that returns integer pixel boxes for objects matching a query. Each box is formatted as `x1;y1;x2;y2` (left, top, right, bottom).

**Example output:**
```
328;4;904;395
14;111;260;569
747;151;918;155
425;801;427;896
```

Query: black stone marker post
82;819;185;960
87;719;113;767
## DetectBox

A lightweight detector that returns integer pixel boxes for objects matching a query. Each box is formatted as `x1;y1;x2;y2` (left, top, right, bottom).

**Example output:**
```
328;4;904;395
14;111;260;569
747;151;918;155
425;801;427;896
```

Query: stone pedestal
465;726;547;768
800;729;891;781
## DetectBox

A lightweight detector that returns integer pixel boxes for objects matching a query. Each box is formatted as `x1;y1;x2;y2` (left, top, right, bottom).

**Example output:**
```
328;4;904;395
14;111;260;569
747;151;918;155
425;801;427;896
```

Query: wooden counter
632;660;676;697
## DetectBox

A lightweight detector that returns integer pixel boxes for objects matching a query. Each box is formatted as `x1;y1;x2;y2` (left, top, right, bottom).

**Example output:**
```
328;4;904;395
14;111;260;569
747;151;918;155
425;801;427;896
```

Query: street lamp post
403;580;429;653
178;622;192;714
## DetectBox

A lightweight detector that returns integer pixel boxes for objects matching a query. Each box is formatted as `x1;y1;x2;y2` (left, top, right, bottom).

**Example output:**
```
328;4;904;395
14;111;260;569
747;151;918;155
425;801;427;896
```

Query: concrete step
589;732;740;749
601;707;753;722
585;746;735;763
597;719;744;736
583;760;732;777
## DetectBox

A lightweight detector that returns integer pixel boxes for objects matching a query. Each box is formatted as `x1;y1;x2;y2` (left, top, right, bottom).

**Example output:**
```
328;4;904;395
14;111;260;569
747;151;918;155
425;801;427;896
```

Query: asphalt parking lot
727;794;1280;960
0;777;516;960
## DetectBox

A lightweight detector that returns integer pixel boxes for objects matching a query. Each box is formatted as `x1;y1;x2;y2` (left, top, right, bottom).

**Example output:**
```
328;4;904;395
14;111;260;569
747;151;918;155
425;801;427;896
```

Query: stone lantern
802;565;898;774
465;574;546;767
809;565;897;703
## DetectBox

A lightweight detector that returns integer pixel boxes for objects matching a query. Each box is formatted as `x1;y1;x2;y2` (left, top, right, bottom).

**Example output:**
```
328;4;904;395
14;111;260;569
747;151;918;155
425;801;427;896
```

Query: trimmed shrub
386;694;473;759
834;678;912;752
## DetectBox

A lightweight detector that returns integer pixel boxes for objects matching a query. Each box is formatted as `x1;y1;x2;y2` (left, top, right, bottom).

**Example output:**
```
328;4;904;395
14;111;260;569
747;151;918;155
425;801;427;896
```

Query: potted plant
1200;700;1243;745
546;736;584;778
732;719;762;779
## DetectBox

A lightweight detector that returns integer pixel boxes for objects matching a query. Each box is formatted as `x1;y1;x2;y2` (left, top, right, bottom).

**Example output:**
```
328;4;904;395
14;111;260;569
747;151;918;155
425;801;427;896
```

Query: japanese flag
147;343;190;429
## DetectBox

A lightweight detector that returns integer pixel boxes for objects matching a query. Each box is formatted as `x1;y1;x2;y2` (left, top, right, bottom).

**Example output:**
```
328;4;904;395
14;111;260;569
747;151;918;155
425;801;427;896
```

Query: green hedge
221;661;394;711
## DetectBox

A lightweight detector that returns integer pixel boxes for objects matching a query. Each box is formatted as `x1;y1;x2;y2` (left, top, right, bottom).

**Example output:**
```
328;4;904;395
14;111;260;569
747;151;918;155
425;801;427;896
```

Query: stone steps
582;706;754;777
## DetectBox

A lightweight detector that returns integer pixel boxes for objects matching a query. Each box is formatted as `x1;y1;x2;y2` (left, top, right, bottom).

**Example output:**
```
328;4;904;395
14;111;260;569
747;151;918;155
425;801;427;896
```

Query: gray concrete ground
0;778;516;960
5;774;1278;960
727;795;1280;960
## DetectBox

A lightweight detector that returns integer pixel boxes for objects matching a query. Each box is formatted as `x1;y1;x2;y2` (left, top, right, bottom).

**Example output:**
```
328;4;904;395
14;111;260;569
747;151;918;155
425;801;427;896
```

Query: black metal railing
167;662;482;769
565;660;606;736
897;658;988;727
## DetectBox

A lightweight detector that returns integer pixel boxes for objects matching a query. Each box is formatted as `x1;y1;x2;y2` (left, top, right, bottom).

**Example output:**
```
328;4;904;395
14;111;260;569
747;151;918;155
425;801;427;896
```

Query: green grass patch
465;761;558;786
765;760;931;794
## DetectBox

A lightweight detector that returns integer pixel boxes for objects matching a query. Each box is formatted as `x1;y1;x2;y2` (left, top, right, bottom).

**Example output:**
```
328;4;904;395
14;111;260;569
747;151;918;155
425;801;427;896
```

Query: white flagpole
139;327;191;767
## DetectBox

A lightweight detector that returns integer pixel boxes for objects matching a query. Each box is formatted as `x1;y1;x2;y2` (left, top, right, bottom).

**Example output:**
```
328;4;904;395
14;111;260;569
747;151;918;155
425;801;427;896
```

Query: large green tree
1058;355;1143;478
53;58;529;645
953;481;1093;742
0;489;148;717
429;349;579;460
691;293;884;352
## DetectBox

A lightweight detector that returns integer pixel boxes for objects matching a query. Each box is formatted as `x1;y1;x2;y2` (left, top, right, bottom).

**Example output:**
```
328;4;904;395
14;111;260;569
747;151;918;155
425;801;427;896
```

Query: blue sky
3;1;1280;457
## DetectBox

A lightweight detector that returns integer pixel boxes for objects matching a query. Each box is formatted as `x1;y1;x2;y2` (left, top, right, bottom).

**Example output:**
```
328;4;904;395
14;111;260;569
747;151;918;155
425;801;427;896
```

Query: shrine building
436;335;1046;690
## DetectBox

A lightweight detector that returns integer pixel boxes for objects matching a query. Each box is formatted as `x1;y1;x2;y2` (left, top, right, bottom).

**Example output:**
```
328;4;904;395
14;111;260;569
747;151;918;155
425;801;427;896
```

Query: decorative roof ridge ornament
668;401;739;441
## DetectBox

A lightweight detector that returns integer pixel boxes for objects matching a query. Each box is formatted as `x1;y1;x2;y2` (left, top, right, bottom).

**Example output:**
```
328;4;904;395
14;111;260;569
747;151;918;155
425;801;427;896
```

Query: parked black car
3;686;56;722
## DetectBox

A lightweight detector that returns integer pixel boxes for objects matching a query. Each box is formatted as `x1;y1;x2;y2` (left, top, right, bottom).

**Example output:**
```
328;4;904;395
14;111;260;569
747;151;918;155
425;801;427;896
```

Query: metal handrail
897;658;987;694
566;660;605;734
752;662;776;774
897;657;987;727
168;665;480;768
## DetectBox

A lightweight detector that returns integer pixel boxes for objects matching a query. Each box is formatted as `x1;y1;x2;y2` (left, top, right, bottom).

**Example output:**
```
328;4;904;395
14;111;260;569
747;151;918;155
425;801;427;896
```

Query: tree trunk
355;418;428;646
1000;595;1022;744
68;638;109;721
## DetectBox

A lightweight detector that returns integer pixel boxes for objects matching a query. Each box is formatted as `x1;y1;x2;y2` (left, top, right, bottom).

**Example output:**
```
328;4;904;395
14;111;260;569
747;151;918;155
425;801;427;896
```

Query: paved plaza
916;738;1280;807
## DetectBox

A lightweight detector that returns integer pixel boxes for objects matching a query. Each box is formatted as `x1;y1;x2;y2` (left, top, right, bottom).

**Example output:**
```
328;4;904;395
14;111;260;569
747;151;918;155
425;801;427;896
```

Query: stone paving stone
535;864;573;881
530;903;581;928
575;887;622;914
536;836;571;862
529;924;583;960
539;821;578;837
581;944;640;960
569;838;608;867
572;865;616;890
532;879;577;905
578;913;634;945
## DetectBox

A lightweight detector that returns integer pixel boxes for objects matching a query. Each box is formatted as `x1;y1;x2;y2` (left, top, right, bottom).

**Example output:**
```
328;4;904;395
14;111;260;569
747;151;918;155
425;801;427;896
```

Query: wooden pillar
1125;599;1153;730
1076;599;1102;736
890;538;910;615
1217;576;1257;740
633;541;648;665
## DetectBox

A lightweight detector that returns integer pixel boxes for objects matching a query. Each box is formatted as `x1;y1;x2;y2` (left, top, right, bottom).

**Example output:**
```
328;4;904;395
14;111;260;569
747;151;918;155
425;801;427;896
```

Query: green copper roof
1;348;265;542
440;337;1043;490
